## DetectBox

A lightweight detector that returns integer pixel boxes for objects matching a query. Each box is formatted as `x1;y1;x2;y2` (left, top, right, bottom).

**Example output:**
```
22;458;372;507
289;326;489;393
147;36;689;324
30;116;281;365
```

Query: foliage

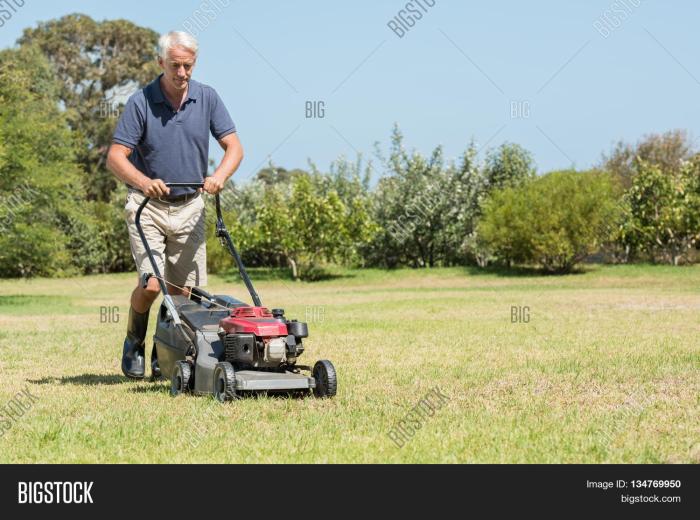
482;142;536;191
0;45;99;277
619;158;700;265
478;170;619;273
601;129;695;190
5;12;700;279
19;14;160;201
207;172;376;280
363;126;478;268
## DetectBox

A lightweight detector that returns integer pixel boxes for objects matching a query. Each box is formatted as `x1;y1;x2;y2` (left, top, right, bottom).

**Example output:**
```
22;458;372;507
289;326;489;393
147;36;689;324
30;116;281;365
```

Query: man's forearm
106;146;149;190
212;137;243;181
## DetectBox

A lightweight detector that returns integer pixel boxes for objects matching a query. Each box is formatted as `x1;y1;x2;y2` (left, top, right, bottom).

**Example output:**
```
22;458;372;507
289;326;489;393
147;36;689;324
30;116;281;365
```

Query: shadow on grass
242;390;314;400
220;264;592;282
28;375;314;400
220;267;355;283
128;382;170;394
458;264;590;278
130;387;313;400
29;374;139;386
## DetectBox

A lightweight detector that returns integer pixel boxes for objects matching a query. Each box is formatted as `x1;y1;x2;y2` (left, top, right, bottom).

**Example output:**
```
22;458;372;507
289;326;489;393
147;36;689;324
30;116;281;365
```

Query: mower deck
228;370;315;392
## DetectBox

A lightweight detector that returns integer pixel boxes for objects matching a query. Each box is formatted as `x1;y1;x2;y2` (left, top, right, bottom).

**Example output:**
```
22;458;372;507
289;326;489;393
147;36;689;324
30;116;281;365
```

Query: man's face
158;46;196;91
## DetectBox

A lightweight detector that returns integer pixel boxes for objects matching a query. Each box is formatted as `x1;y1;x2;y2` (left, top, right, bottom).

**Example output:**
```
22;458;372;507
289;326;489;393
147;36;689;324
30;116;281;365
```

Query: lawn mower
134;182;337;401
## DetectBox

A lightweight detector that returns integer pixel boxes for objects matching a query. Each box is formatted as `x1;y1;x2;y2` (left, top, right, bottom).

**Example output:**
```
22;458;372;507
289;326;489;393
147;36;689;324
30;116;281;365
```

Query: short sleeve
113;95;145;148
209;89;236;140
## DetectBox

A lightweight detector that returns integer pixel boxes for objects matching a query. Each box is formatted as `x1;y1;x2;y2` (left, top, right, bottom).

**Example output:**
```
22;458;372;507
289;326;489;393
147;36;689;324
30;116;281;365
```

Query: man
107;31;243;379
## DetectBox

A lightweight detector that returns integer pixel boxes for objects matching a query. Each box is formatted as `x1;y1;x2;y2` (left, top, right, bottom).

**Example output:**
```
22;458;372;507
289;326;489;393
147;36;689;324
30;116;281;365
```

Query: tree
19;14;160;201
621;158;700;265
206;185;260;274
227;174;368;280
261;176;338;279
482;142;536;190
478;170;619;273
309;155;376;266
450;144;495;267
255;164;307;186
0;45;99;277
602;130;695;190
285;175;347;278
363;128;533;269
363;126;455;268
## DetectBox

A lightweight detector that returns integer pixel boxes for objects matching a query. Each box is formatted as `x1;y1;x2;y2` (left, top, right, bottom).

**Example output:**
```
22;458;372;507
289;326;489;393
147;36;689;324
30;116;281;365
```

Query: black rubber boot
121;306;149;379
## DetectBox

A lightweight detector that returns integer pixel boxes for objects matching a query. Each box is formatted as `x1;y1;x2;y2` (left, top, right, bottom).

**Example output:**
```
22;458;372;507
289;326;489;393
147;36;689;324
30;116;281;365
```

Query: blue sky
1;0;699;181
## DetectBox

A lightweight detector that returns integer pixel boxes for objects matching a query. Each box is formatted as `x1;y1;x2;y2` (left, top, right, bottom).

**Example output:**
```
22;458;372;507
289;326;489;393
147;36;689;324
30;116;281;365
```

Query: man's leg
122;276;160;379
132;276;190;308
122;192;168;379
131;276;161;313
123;194;204;378
126;275;193;379
166;195;208;290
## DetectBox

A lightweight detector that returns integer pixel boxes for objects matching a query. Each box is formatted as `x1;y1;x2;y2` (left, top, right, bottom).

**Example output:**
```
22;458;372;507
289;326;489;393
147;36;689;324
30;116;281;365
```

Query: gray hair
158;31;199;59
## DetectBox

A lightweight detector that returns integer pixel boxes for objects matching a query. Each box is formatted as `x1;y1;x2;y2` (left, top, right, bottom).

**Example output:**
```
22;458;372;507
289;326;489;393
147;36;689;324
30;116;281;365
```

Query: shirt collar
150;74;200;104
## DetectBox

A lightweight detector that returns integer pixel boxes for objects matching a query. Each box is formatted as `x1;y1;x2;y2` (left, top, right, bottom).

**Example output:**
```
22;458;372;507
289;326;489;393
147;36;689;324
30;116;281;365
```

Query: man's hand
107;144;163;197
203;173;226;194
141;178;170;198
203;133;243;195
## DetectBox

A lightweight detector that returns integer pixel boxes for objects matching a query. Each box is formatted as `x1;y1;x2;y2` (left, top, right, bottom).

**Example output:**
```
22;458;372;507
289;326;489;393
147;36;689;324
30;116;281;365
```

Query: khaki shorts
124;189;207;287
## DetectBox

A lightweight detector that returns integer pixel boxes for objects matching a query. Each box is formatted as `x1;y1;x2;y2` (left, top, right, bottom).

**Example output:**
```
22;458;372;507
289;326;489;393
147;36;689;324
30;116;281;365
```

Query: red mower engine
218;307;307;368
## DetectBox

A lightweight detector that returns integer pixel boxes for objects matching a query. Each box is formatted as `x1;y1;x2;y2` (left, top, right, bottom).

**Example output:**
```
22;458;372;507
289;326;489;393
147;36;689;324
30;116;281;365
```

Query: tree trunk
288;257;298;280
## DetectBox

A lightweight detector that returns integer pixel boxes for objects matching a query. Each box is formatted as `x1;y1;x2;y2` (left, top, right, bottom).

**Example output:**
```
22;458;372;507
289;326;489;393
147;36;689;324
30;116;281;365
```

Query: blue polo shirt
113;74;236;198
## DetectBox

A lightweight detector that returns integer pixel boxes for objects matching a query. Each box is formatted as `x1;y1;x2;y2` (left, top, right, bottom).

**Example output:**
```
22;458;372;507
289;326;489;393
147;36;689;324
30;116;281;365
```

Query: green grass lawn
0;265;698;463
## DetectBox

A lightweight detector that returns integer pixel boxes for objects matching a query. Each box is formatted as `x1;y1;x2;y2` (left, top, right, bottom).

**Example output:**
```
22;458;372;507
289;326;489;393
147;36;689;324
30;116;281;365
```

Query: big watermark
387;386;450;448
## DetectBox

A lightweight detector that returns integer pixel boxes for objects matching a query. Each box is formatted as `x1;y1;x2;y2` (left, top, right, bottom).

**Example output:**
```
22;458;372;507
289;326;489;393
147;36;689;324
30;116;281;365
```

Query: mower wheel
170;360;192;397
213;362;237;403
312;360;337;398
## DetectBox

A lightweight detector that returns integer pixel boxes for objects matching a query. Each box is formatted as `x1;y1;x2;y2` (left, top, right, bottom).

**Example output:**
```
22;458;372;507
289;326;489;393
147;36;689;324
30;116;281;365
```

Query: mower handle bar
162;182;204;188
133;182;262;308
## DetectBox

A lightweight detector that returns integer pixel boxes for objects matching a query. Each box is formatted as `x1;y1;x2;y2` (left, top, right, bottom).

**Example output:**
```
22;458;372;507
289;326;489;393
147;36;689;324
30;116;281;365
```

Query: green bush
0;45;94;277
362;127;486;268
205;173;375;280
206;196;259;275
478;170;619;273
618;158;700;265
92;186;135;273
